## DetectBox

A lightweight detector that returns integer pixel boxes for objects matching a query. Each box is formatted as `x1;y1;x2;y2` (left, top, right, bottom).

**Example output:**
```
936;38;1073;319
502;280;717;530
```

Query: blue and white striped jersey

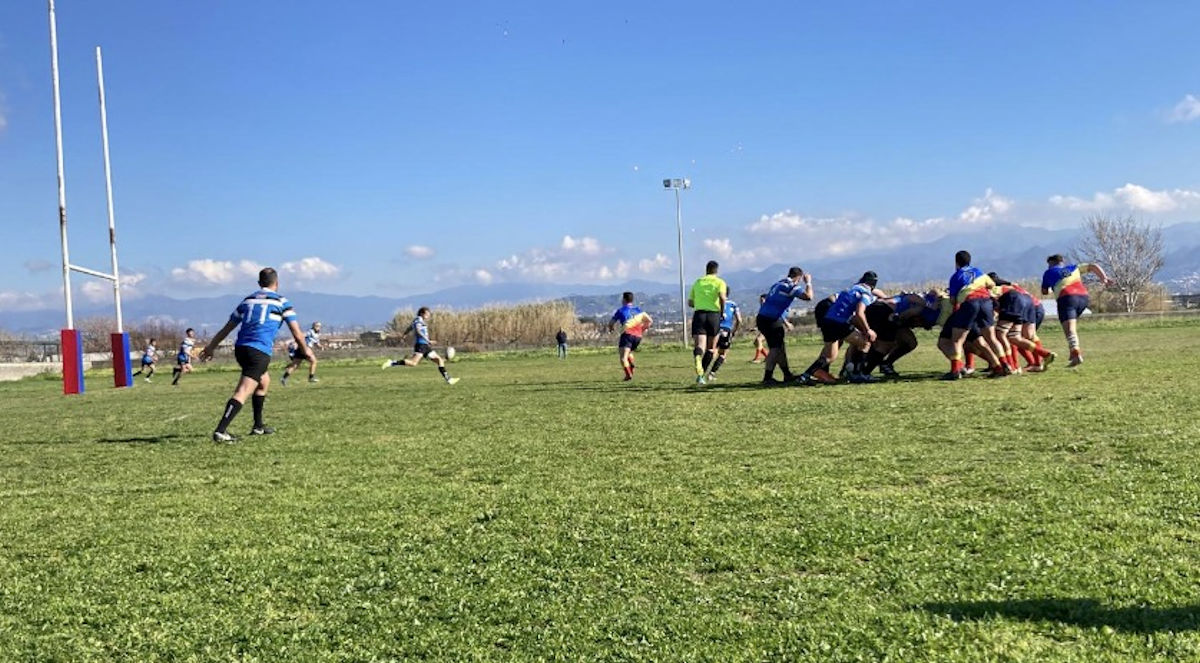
408;316;430;345
178;337;195;359
230;289;296;356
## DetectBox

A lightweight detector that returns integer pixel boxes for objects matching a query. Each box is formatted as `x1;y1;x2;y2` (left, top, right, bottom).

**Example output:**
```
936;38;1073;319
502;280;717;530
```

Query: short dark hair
622;291;634;303
859;270;878;287
258;267;278;287
185;327;194;334
787;266;804;279
417;306;431;316
706;260;719;274
1047;254;1064;265
149;338;156;344
987;272;1011;286
954;250;971;268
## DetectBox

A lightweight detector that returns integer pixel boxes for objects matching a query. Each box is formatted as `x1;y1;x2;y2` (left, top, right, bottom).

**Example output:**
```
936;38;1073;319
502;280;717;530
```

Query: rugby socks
693;348;704;375
1067;334;1080;353
803;357;830;378
623;362;633;379
710;356;725;375
1018;347;1037;366
215;399;242;435
964;354;976;370
171;367;182;385
251;394;266;428
439;366;451;382
950;356;964;375
859;350;885;375
133;368;143;376
701;350;714;372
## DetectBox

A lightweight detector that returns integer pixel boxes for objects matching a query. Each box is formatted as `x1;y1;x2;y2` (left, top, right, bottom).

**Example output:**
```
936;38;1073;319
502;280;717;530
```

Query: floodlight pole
664;178;691;347
96;46;122;333
48;0;73;329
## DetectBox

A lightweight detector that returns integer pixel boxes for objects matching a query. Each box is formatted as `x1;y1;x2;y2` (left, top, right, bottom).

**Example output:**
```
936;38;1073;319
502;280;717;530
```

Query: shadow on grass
96;433;189;445
921;598;1200;633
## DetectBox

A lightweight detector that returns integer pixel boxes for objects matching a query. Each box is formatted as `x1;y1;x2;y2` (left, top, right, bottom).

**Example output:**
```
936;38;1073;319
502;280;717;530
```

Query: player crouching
382;307;458;385
282;321;322;385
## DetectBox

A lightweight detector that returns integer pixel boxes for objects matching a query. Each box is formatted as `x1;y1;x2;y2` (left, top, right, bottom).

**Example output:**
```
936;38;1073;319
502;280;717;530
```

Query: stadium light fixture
663;178;691;347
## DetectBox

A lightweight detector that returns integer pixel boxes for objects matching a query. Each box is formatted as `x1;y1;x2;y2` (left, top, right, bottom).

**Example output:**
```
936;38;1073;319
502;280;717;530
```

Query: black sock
171;368;181;384
438;366;449;380
251;394;265;428
701;350;714;371
860;350;885;375
804;357;829;376
885;343;915;365
133;369;142;376
711;356;725;374
216;399;242;434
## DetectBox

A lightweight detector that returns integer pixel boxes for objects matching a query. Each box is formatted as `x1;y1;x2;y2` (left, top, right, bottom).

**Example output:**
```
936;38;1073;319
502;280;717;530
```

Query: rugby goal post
48;0;130;394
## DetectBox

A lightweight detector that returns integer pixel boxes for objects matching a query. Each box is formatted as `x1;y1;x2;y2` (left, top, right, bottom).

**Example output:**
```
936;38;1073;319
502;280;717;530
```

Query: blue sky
2;1;1199;312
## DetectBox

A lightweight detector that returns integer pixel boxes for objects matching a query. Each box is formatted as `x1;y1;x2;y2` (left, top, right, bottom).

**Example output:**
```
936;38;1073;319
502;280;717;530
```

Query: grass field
2;321;1199;661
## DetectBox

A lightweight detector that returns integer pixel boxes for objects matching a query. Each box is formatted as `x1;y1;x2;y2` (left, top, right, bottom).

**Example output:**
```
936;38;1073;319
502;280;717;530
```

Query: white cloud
480;235;667;284
1050;183;1200;213
474;269;494;285
0;290;53;312
1167;94;1200;123
80;272;147;303
404;245;435;259
280;256;341;282
560;235;606;255
638;253;671;274
170;258;261;286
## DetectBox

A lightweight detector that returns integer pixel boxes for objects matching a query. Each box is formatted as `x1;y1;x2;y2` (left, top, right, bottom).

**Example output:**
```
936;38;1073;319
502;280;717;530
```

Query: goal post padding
111;332;132;388
61;328;84;395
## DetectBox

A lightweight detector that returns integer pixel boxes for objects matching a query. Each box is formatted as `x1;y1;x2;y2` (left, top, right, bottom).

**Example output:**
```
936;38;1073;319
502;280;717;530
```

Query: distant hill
5;222;1199;335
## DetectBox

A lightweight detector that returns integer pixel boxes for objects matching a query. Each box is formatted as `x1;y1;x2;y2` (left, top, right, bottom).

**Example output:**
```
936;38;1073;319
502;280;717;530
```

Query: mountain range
5;222;1199;335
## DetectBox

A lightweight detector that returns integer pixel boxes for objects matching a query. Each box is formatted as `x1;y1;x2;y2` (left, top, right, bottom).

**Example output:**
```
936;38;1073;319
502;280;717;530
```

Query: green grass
2;322;1199;661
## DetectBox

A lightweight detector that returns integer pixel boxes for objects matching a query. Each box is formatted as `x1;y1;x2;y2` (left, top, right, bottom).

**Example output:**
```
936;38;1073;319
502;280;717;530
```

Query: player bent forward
282;321;322;385
200;267;311;443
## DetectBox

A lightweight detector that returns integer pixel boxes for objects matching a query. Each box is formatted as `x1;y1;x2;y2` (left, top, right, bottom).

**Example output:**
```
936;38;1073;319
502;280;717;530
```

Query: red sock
1018;347;1036;366
1009;350;1019;369
964;354;975;370
623;365;632;379
951;359;963;374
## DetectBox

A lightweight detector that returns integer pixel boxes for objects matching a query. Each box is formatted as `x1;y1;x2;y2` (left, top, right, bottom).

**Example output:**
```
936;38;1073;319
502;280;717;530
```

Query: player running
132;338;157;382
199;267;311;443
170;328;197;386
381;307;458;384
799;271;882;385
755;267;813;385
688;260;728;385
607;291;653;381
704;295;741;382
1041;254;1114;367
282;321;322;385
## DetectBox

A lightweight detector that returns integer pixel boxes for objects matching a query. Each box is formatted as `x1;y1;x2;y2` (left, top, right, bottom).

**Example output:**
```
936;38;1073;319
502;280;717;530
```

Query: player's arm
871;288;888;299
200;319;239;361
796;272;814;301
718;285;727;313
853;300;876;342
1085;263;1115;286
733;309;742;335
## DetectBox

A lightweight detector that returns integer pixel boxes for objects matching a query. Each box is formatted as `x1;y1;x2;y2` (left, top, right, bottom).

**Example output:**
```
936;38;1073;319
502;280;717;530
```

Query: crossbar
68;264;117;281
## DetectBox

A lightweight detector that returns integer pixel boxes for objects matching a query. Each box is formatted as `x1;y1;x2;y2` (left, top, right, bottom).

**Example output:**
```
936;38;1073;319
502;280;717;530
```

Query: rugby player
704;295;742;382
282;321;322;385
170;328;197;386
755;267;813;385
382;307;459;384
688;260;728;385
800;271;881;385
200;267;311;443
133;338;157;382
944;250;1006;380
1041;255;1113;367
607;291;653;381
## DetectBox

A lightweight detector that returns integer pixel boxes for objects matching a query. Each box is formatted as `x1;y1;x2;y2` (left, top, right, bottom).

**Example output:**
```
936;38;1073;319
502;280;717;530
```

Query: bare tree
1075;215;1164;313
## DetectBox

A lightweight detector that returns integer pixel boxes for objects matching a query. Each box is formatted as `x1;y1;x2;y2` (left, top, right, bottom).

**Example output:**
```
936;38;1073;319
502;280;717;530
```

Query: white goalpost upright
46;0;131;394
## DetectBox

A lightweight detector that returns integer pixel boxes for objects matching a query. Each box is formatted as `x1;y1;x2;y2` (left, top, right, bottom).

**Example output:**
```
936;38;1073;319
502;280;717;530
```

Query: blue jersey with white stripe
230;289;296;356
177;337;195;362
824;284;876;324
720;300;739;331
758;278;806;320
408;316;430;345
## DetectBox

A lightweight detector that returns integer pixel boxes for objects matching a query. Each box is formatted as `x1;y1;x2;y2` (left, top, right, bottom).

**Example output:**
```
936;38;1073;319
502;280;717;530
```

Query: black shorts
755;314;786;350
865;302;897;343
996;292;1034;324
819;318;854;344
618;333;642;351
716;328;733;350
948;297;995;330
691;310;721;337
414;342;434;358
234;345;271;382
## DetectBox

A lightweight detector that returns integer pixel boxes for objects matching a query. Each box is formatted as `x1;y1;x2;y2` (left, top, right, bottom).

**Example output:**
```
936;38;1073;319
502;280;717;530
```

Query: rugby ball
445;346;456;360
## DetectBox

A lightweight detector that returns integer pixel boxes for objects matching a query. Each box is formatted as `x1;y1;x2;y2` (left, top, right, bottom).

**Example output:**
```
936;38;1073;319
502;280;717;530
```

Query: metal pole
48;0;73;329
96;46;123;332
675;188;687;347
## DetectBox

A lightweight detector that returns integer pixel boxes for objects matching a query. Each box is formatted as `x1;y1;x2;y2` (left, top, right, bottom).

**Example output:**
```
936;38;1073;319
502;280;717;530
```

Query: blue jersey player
754;267;813;385
170;328;197;386
704;297;742;382
382;307;458;384
282;321;322;385
200;267;311;442
133;338;158;381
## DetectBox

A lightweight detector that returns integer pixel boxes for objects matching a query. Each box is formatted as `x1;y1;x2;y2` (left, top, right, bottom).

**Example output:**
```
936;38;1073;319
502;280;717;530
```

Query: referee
688;260;728;384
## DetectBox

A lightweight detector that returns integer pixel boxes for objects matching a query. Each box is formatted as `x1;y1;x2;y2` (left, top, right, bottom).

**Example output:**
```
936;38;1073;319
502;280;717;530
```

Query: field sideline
2;321;1199;661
